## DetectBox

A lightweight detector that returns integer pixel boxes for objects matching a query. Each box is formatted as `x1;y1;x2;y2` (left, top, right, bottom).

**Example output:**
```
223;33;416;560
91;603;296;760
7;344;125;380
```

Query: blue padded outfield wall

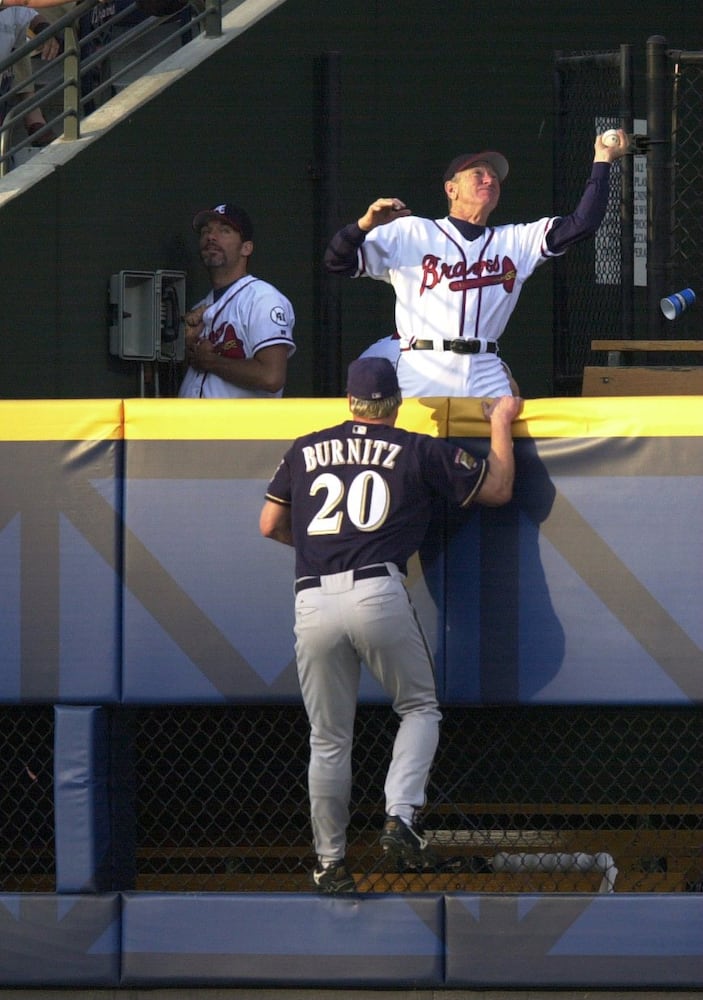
0;395;701;988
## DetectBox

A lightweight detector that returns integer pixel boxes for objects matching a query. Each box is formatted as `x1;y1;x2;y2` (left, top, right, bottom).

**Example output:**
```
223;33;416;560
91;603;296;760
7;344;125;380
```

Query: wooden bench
134;803;703;894
583;340;703;395
4;802;698;893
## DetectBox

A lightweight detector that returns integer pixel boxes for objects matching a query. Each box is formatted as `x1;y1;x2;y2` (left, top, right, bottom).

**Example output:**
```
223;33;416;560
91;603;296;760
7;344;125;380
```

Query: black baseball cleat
311;860;356;895
380;814;438;867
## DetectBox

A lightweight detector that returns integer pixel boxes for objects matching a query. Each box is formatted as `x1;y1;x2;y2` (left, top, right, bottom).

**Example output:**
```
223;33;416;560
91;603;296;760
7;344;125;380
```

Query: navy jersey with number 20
265;419;487;579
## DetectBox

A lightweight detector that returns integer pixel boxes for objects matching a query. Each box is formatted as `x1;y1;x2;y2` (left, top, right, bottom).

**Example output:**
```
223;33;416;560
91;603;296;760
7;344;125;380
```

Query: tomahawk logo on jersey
419;252;517;295
359;216;556;341
356;215;557;397
179;275;296;399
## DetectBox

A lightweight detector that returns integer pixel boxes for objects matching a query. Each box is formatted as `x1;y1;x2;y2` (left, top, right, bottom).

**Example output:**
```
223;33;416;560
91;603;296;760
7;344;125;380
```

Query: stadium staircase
0;0;287;189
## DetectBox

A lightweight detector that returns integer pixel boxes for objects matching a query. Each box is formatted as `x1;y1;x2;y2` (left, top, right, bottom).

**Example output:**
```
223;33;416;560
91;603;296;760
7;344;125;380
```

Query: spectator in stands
76;0;117;114
0;7;60;143
0;0;75;6
179;203;296;399
12;45;58;147
3;0;120;116
1;0;194;139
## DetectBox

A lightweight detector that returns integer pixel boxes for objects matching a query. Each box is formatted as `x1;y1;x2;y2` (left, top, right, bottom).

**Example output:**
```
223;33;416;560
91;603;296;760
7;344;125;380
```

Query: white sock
388;808;414;826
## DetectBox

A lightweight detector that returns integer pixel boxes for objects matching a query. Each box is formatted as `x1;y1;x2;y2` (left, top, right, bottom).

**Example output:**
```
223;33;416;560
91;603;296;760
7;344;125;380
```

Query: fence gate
671;45;703;345
553;36;703;393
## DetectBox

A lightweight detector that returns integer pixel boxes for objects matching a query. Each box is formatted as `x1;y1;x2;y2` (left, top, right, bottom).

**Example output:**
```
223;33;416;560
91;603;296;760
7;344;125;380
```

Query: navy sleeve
546;162;612;254
323;223;366;276
265;453;292;505
423;439;488;508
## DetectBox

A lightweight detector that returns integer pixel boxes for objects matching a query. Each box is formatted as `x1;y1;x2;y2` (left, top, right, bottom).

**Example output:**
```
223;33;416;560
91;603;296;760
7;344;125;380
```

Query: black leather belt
295;565;390;594
412;338;498;355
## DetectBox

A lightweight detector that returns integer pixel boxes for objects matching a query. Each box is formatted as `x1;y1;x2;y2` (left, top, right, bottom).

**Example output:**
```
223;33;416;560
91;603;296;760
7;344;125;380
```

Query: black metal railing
0;0;221;176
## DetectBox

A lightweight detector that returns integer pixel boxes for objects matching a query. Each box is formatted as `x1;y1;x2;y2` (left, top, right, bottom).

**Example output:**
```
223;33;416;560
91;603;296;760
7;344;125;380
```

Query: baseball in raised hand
595;129;630;162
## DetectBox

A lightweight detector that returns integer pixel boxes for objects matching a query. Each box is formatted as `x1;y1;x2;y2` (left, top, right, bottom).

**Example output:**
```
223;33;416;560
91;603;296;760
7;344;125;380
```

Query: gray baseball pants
293;563;441;864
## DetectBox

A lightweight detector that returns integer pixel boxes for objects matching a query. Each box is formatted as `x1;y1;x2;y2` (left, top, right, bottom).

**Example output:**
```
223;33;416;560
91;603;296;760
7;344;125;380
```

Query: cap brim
193;211;217;231
192;210;249;235
481;152;509;181
447;151;509;182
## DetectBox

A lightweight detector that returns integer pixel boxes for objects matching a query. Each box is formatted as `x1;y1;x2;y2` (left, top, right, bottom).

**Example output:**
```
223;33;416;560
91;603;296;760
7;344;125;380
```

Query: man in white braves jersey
179;203;296;399
325;131;629;398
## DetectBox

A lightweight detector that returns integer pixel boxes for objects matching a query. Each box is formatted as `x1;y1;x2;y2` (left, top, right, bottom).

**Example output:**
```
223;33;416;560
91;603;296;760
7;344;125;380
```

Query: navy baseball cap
346;357;400;401
443;151;509;183
192;203;254;241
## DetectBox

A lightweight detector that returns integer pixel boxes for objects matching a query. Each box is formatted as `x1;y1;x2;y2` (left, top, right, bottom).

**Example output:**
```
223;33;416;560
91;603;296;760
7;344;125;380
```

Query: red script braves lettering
419;254;517;295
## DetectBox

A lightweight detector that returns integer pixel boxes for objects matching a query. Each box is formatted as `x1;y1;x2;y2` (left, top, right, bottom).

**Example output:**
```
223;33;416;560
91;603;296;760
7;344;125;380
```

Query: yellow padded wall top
0;400;124;441
122;397;449;441
448;396;703;439
1;396;700;443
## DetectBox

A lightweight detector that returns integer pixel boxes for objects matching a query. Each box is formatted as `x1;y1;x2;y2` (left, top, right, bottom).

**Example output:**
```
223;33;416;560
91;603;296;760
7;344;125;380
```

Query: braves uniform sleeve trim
251;338;297;359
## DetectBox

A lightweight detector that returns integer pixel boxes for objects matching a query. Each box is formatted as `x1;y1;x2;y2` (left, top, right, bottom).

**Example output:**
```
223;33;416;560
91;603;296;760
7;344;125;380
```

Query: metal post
551;51;568;389
63;22;80;141
204;0;222;39
314;51;342;396
618;44;635;339
646;35;673;338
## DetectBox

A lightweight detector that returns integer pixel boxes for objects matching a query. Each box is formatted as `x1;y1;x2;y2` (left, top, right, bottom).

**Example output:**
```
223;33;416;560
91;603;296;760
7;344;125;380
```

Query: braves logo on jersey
205;322;245;358
419;253;517;296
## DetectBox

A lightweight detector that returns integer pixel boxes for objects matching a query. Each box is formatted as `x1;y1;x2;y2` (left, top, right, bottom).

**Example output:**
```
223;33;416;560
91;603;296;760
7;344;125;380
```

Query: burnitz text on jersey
302;437;403;472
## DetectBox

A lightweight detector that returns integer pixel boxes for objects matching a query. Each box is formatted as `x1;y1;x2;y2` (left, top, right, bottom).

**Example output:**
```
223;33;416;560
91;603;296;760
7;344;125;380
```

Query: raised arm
324;198;411;275
547;129;630;253
474;395;523;506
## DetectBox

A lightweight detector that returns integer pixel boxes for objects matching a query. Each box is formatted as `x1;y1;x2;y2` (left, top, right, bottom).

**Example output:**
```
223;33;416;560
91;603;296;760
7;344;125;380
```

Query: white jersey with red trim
357;215;560;397
179;275;296;399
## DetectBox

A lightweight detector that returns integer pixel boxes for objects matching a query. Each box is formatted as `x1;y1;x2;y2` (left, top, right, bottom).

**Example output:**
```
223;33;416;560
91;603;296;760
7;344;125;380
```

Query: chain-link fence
671;51;703;350
1;704;700;894
553;41;703;389
552;48;632;393
134;704;703;895
0;707;55;892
